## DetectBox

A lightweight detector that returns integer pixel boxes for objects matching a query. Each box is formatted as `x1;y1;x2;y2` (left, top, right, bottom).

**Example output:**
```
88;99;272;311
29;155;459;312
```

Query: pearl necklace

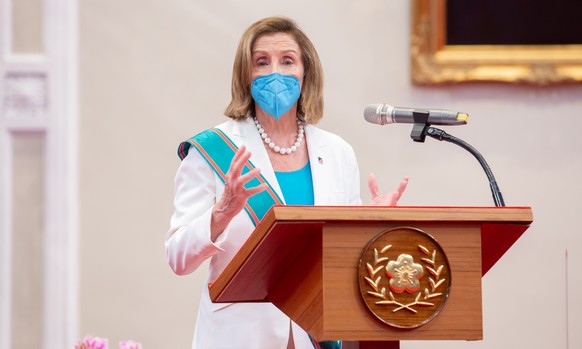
254;117;304;155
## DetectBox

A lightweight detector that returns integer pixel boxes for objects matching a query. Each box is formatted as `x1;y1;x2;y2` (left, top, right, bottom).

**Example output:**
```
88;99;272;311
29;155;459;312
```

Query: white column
0;0;79;348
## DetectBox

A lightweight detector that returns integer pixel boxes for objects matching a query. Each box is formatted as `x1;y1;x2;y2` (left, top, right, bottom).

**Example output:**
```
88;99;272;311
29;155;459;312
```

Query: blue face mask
250;72;301;119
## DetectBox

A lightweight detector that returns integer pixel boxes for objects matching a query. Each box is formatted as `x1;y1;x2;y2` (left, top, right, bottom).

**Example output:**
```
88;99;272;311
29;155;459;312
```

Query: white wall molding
0;134;13;349
3;71;48;119
43;0;80;347
0;0;79;348
0;1;15;347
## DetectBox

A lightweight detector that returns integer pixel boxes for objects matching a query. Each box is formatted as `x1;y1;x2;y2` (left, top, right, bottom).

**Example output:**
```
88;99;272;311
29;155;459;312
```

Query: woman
165;16;408;349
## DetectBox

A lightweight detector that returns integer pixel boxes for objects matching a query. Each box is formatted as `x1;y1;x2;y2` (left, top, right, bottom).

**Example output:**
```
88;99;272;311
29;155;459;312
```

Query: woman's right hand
210;145;267;241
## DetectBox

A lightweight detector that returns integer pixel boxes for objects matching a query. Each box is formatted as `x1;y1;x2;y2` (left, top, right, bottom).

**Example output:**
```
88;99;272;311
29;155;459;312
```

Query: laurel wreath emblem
364;244;446;313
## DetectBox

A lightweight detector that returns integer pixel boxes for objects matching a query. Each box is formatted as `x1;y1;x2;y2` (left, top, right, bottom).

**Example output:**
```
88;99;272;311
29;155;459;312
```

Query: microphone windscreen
363;104;382;124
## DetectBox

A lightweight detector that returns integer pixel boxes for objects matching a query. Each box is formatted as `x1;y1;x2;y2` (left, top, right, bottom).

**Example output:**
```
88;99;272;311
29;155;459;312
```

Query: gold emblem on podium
358;227;451;328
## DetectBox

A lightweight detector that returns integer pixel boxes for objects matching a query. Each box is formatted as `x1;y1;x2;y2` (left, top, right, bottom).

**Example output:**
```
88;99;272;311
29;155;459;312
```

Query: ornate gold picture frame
411;0;582;85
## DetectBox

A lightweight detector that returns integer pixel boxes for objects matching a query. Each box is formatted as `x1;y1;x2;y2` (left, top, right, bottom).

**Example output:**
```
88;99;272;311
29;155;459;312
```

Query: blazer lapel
305;125;334;205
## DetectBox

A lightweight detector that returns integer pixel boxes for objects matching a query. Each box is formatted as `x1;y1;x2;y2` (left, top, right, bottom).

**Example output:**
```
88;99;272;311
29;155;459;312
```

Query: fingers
367;174;410;206
388;176;409;205
367;173;381;198
238;167;261;184
393;176;409;202
400;176;410;190
228;146;252;179
231;149;266;195
245;182;268;197
225;146;266;201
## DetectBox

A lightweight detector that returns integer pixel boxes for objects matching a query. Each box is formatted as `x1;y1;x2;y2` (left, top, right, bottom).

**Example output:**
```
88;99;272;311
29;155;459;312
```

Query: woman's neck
253;107;309;172
254;109;299;138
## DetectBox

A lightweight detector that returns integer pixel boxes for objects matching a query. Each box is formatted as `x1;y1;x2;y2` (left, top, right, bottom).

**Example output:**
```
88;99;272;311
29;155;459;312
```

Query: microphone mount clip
410;110;431;142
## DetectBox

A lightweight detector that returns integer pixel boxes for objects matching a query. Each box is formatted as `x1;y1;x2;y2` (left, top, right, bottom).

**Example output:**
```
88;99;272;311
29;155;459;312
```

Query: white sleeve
346;143;363;206
164;149;227;276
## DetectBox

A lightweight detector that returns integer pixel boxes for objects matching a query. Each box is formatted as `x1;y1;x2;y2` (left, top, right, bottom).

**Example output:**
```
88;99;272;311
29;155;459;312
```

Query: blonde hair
224;16;324;124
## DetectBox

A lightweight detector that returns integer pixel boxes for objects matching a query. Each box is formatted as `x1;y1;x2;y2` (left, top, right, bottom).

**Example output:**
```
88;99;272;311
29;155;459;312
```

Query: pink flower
75;335;108;349
119;341;142;349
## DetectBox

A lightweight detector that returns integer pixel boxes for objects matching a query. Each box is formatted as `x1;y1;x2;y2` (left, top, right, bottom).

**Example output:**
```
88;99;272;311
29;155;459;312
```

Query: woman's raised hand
210;146;267;240
368;173;409;206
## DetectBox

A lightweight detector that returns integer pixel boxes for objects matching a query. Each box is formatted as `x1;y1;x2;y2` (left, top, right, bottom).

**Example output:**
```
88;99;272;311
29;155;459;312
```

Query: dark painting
446;0;582;45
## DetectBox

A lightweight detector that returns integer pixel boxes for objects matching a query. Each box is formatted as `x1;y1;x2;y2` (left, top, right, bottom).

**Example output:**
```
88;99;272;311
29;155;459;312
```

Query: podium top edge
265;205;533;224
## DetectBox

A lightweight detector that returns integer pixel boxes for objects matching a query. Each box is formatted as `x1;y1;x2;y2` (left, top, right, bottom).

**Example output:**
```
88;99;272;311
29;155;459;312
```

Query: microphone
364;103;469;126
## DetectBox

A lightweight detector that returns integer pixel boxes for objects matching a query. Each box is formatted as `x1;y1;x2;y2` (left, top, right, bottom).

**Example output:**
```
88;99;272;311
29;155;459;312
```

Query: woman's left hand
368;173;409;206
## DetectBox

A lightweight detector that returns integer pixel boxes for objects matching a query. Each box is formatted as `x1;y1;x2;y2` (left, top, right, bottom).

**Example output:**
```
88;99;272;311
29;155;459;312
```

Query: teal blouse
274;161;314;205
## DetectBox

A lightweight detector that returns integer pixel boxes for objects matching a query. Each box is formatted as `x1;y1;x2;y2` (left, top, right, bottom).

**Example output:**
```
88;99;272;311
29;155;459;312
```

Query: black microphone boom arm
409;120;506;207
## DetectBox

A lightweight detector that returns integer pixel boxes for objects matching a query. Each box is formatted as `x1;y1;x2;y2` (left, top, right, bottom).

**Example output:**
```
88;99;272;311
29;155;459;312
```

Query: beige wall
80;1;582;348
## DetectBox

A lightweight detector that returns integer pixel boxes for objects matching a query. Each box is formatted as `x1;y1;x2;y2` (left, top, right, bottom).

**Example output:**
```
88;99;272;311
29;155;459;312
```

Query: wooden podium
209;206;533;348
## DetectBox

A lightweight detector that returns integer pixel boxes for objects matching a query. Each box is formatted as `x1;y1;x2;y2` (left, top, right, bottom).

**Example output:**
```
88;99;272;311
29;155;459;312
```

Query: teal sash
310;339;341;349
178;128;283;227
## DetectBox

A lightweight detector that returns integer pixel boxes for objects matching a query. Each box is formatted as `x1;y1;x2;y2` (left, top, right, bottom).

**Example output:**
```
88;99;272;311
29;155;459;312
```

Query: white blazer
165;117;362;349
